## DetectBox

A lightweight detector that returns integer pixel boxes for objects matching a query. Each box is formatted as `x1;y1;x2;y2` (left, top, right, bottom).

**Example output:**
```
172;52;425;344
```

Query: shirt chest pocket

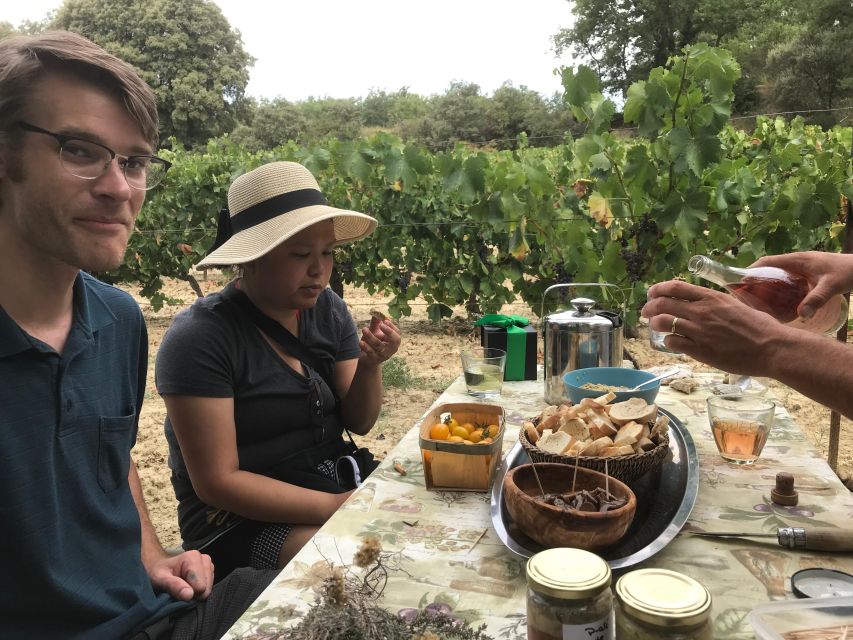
98;414;135;493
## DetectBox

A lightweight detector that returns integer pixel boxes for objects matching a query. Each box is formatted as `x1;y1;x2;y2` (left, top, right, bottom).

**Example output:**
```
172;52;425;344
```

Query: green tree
763;0;853;122
52;0;254;147
297;97;364;141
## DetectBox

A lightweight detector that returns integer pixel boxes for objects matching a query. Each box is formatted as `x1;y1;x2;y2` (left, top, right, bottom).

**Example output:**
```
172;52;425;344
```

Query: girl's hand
360;314;401;365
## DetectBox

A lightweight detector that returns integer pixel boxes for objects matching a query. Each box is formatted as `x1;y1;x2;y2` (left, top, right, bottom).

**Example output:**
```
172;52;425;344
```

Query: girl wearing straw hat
155;161;400;576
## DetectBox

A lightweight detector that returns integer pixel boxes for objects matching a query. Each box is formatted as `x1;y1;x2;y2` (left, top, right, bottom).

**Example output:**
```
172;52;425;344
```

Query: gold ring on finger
671;317;680;334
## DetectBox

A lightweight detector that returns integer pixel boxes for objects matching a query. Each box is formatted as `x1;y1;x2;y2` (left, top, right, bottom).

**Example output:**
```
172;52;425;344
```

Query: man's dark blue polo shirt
0;272;189;639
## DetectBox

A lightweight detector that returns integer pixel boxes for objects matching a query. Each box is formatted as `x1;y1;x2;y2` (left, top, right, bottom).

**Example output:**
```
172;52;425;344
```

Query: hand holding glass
707;395;776;464
460;348;506;398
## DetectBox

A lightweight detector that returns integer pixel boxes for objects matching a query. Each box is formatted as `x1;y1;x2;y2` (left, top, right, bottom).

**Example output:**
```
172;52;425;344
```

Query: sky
4;0;577;101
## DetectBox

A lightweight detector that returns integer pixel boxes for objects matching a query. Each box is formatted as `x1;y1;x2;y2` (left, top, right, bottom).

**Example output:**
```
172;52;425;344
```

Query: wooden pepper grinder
771;472;799;506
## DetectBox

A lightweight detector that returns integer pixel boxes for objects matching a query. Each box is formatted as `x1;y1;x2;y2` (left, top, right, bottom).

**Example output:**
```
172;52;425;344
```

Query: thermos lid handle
540;282;625;320
570;297;596;314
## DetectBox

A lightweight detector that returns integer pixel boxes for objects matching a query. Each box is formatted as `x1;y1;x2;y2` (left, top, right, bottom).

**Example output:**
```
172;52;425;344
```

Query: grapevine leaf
589;153;611;172
561;65;599;109
588;192;613;228
673;192;709;248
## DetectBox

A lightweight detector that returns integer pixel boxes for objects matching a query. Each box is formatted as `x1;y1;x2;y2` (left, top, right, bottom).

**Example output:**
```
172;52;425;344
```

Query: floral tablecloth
223;372;853;640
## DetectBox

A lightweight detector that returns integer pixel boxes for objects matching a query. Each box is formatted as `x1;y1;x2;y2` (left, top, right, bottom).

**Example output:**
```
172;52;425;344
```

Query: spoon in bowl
628;367;681;391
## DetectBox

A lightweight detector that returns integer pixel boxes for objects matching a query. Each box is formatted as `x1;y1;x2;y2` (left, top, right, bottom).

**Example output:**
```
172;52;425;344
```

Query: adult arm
335;317;401;435
643;279;853;419
128;461;214;601
752;251;853;319
162;395;351;523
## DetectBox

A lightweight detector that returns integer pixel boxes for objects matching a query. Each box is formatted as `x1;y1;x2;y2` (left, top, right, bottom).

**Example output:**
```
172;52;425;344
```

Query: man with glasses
0;31;275;639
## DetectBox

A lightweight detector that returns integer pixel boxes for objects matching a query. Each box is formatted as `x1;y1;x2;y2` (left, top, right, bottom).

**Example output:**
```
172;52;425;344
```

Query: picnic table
223;371;853;639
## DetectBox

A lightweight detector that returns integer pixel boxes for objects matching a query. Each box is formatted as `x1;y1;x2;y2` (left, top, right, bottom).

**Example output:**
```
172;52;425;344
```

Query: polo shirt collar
0;272;117;357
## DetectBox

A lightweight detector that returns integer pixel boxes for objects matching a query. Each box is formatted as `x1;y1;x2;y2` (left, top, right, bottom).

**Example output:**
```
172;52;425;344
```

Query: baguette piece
609;398;658;426
558;416;590;441
523;421;540;444
636;436;656;452
537;430;572;454
600;444;635;457
589;415;618;440
614;421;644;447
581;436;613;457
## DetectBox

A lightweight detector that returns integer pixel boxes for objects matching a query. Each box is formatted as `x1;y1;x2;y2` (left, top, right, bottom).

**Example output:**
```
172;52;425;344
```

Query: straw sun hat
196;161;377;268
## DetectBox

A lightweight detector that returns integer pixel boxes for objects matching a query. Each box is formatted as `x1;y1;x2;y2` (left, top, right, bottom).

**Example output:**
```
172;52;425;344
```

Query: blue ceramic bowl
563;367;661;405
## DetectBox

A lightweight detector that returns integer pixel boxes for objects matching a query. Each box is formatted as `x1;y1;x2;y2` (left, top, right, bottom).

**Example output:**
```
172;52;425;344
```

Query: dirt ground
129;277;853;548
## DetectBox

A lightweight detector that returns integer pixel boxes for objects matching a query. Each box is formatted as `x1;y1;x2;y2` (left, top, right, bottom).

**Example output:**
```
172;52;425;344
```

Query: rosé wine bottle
688;255;848;335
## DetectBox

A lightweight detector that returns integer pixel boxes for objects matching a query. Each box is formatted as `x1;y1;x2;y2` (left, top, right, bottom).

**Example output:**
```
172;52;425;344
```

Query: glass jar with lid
615;568;713;639
526;547;614;640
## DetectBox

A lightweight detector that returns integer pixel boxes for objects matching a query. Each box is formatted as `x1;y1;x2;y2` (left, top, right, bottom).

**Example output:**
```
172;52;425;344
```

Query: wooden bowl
503;462;637;551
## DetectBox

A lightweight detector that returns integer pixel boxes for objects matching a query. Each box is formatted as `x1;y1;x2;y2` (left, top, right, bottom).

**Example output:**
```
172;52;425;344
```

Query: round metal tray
489;407;699;571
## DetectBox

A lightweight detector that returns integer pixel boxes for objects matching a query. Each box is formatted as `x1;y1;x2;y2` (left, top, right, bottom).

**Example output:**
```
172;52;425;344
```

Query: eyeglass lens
59;139;168;190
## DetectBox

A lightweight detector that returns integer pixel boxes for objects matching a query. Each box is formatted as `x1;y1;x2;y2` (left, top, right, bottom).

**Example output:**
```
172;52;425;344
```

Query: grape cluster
396;271;411;294
633;213;658;238
620;249;645;283
554;263;573;285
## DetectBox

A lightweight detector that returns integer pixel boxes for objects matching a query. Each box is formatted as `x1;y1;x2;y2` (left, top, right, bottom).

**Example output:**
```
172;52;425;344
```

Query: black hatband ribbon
207;188;329;255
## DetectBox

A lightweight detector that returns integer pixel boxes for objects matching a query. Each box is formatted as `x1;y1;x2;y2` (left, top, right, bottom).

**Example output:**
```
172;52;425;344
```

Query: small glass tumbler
649;327;682;355
460;347;506;398
707;395;776;464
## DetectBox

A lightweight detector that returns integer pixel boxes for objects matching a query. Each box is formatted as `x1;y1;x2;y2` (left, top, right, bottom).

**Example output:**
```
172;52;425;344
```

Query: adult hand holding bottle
643;279;786;376
750;251;853;321
643;251;853;421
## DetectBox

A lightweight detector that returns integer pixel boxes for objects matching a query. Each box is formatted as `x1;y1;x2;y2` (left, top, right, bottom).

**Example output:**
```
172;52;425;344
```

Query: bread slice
614;421;644;447
558;416;590;441
636;436;656;452
609;398;658;426
581;436;613;456
523;422;540;444
600;444;635;457
588;415;618;440
537;430;572;454
651;414;670;439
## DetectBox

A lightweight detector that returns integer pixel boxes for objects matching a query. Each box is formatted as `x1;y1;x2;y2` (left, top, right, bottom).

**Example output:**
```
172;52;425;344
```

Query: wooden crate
418;402;505;491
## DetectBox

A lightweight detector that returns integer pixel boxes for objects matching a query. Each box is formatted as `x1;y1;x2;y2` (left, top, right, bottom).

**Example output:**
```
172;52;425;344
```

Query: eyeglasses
15;121;171;190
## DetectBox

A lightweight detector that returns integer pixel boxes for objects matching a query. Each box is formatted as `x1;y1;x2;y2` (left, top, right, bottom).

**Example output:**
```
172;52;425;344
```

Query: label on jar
561;615;613;640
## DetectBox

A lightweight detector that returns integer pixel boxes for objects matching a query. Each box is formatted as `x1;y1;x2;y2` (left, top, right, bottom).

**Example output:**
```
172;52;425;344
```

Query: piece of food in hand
369;309;387;321
608;397;658;426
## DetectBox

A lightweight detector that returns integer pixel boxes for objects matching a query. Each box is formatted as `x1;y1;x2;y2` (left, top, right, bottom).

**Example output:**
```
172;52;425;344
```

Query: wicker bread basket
519;416;670;485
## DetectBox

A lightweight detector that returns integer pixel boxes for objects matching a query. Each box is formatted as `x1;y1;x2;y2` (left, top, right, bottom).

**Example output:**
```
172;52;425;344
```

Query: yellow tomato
447;417;459;430
451;426;470;439
468;429;483;443
449;435;465;442
480;437;493;445
430;422;450;440
461;422;476;434
484;424;500;438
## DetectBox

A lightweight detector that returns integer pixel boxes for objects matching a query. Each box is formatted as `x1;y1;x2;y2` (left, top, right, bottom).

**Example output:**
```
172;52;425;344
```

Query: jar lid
615;568;711;628
546;298;619;334
526;548;611;600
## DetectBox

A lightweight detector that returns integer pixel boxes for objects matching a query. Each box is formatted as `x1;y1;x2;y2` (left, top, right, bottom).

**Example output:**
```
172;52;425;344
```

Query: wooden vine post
828;137;853;473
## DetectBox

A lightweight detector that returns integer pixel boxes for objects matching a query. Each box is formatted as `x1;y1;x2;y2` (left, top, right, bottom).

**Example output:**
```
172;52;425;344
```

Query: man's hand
148;549;214;602
642;279;790;376
752;252;853;319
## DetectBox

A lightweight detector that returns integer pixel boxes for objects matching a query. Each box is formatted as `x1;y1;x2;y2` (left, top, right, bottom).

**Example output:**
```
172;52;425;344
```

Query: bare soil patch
129;277;853;548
